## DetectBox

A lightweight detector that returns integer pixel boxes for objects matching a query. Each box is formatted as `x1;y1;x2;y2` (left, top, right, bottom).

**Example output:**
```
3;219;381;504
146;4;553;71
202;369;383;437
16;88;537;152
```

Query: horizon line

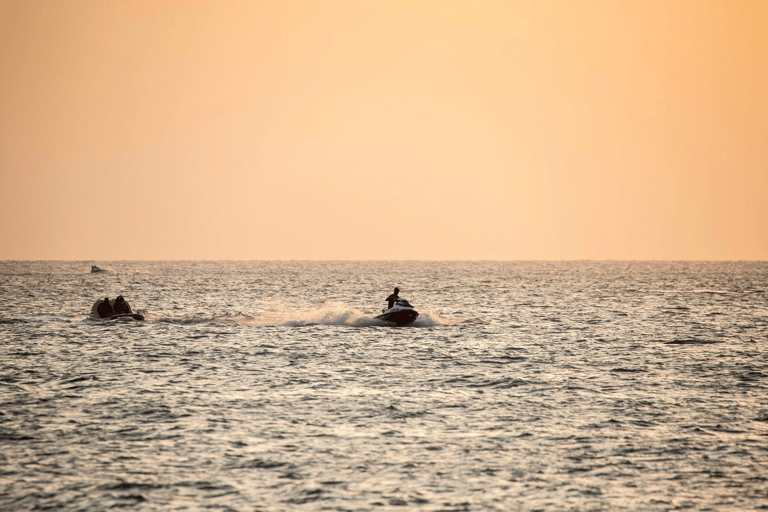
3;259;767;263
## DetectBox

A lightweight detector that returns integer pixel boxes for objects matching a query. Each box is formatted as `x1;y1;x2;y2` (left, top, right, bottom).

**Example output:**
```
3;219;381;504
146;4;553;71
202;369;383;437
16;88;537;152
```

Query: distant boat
91;265;108;273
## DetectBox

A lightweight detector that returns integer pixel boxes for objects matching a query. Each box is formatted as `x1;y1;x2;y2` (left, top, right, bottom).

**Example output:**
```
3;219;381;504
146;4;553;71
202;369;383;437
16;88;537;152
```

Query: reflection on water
1;261;767;510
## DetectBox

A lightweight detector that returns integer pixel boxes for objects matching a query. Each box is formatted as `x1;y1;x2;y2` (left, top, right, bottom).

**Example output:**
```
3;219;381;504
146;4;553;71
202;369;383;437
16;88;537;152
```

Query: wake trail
148;302;470;327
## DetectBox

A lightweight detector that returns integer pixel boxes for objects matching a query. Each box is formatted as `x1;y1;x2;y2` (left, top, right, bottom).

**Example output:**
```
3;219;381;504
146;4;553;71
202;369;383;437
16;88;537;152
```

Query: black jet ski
375;299;419;326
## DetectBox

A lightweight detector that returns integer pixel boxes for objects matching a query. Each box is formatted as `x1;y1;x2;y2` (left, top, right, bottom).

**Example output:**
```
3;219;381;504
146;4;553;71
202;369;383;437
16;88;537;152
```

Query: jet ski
375;299;419;326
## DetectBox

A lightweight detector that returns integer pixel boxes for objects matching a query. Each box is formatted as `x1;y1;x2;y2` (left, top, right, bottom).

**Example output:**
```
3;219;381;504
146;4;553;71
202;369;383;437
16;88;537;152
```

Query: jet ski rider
385;287;400;310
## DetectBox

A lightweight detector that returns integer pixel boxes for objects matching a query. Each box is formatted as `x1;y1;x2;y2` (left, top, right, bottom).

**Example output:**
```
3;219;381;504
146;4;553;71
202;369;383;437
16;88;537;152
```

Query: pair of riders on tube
96;295;132;318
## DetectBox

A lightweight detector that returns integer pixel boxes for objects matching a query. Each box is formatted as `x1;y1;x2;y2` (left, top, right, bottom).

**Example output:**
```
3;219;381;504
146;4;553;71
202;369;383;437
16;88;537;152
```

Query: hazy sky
2;0;766;260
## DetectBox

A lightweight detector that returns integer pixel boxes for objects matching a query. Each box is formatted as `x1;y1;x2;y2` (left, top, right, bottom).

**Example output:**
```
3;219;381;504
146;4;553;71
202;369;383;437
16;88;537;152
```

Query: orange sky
1;0;766;260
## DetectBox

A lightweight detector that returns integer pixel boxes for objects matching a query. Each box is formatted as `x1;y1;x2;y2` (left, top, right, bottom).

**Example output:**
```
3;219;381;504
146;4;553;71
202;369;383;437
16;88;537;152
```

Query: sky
1;0;766;260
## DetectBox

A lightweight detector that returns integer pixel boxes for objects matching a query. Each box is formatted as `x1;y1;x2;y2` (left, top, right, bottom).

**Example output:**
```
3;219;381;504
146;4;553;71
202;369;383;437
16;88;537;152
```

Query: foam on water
148;302;465;327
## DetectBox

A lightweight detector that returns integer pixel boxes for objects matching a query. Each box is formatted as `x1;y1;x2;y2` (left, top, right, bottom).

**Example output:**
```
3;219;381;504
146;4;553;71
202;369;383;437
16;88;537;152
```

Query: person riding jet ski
377;287;418;325
385;287;400;311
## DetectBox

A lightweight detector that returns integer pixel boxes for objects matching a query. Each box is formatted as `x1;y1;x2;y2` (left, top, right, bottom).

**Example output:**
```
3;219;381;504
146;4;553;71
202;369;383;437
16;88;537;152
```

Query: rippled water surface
1;261;767;511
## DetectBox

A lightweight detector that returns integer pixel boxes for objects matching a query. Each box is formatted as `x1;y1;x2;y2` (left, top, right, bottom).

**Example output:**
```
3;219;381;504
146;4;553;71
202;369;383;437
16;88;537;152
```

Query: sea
1;260;767;511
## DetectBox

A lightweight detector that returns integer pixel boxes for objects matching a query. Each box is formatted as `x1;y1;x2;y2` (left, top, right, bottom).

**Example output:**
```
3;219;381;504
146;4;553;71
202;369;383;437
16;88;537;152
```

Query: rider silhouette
385;287;400;310
96;297;114;318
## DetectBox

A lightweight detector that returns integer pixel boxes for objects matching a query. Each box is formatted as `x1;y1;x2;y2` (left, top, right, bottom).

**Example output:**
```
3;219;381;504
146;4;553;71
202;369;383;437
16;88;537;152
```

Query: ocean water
1;260;767;511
